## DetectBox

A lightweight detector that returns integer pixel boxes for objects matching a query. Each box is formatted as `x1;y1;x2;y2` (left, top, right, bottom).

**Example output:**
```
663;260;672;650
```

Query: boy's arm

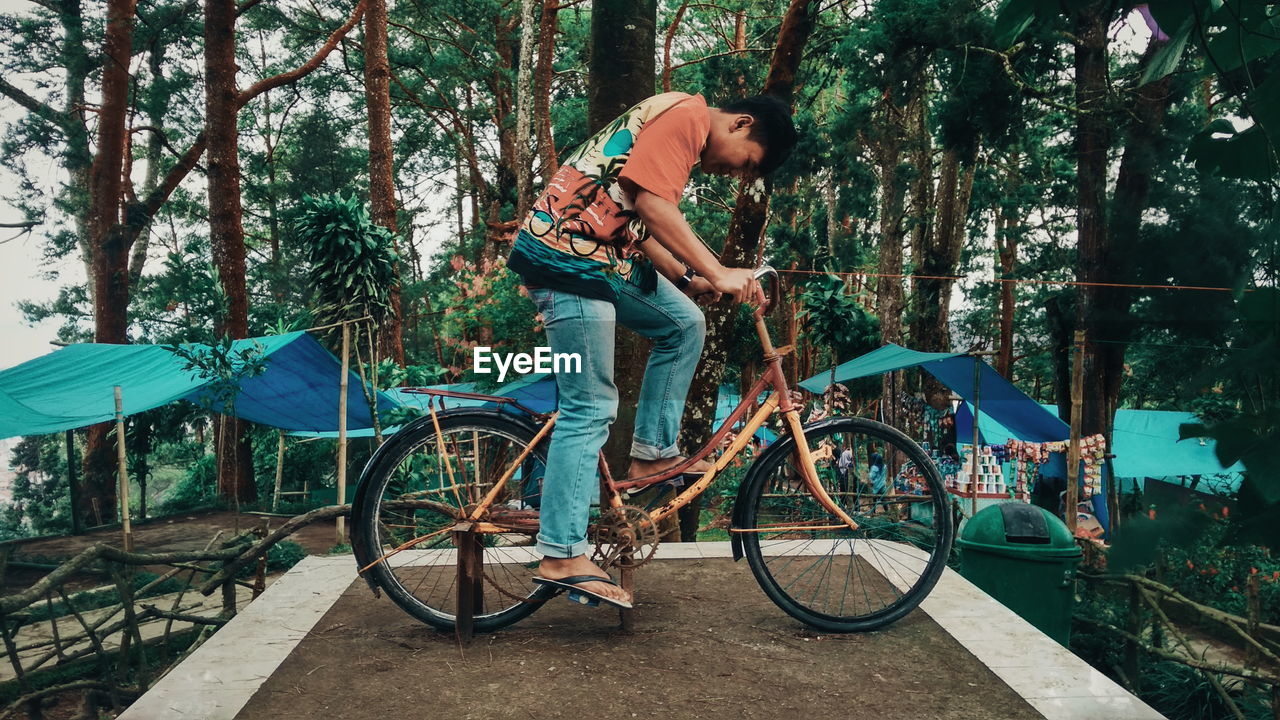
624;182;722;280
634;229;688;281
625;183;763;304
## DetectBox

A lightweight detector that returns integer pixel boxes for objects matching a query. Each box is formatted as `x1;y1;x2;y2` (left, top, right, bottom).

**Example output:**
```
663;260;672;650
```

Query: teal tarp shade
716;385;777;443
958;402;1244;485
0;332;398;439
800;343;1069;443
291;374;560;439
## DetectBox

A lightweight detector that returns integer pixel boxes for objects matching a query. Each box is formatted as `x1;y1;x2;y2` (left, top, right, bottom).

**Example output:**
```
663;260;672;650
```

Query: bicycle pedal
567;590;600;607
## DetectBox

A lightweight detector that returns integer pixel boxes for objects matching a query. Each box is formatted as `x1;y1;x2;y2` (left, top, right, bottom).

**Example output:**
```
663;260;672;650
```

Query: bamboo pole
1066;330;1085;533
272;431;286;511
114;387;133;552
337;322;350;546
66;430;82;535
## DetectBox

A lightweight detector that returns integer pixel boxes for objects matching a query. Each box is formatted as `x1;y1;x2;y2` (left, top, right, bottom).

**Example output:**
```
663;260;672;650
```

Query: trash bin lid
957;502;1082;559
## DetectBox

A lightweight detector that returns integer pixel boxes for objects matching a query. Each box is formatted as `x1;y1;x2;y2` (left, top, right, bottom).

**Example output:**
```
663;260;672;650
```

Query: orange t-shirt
508;93;709;302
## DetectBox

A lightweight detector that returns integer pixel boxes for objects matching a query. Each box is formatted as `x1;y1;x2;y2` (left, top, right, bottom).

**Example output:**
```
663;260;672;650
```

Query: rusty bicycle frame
360;267;861;639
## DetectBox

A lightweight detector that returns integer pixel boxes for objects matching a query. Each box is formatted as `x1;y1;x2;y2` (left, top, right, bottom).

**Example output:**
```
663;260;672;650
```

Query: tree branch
0;76;69;134
199;504;352;593
236;0;368;109
236;0;265;17
669;46;773;72
962;44;1085;116
137;133;207;221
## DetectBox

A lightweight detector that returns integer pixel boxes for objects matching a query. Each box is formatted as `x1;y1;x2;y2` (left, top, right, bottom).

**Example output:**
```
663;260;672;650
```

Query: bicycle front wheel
352;411;555;633
738;416;953;632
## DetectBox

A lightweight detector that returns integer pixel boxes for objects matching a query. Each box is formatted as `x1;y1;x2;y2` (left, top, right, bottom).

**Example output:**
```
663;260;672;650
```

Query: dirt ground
236;557;1043;720
1;510;345;594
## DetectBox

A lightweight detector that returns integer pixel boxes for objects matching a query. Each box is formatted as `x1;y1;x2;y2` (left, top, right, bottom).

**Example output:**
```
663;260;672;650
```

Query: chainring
591;505;660;570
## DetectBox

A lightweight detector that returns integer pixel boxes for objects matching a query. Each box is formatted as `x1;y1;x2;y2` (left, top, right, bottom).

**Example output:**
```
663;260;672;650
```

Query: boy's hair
720;94;797;176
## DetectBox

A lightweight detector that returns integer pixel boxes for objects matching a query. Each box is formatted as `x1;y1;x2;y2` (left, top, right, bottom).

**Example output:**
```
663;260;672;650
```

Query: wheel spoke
742;418;953;631
353;416;551;633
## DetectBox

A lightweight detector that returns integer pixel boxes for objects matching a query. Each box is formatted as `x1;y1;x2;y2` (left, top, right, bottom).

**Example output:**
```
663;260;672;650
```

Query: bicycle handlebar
754;265;779;317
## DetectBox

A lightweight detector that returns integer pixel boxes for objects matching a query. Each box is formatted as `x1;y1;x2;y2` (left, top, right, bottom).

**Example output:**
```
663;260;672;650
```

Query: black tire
738;416;953;632
351;411;556;633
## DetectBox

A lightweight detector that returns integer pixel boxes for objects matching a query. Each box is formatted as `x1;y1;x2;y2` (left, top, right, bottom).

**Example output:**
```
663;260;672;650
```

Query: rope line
777;267;1257;294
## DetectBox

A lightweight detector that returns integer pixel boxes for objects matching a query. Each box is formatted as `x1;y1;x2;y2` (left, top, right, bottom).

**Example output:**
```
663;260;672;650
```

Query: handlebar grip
754;265;779;316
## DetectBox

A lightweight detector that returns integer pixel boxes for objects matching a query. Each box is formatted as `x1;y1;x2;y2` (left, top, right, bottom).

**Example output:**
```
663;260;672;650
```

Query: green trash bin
957;502;1082;646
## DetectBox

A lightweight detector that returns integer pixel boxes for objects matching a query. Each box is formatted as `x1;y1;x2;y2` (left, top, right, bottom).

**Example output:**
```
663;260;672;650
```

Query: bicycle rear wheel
737;416;953;632
352;411;555;633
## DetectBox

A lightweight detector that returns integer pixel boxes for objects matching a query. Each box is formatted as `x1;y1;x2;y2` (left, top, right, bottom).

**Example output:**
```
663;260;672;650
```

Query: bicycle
350;267;954;636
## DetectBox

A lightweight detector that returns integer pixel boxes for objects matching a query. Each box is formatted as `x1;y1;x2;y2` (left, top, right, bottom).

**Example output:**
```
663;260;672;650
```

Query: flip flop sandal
531;575;634;610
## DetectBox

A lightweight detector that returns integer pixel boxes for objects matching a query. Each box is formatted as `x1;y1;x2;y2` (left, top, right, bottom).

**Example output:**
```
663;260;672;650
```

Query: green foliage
1180;288;1280;549
443;256;545;381
1138;660;1273;720
798;274;880;366
1158;513;1280;623
155;454;220;514
167;339;270;414
0;434;72;539
1107;503;1215;573
264;540;308;573
996;0;1280;182
295;193;400;341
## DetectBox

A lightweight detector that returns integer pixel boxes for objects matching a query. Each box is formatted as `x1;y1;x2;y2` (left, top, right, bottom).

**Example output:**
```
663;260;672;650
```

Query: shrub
156;454;220;514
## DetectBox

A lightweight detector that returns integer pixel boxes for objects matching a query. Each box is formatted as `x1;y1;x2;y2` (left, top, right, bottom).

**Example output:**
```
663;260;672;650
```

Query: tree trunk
1070;1;1111;441
873;87;912;428
363;0;406;367
590;0;658;497
1096;36;1174;522
906;93;933;300
514;0;538;218
995;152;1021;378
484;14;520;267
205;0;255;504
661;1;690;93
677;0;815;541
128;35;173;286
908;146;976;408
58;0;96;301
534;0;561;178
80;0;137;528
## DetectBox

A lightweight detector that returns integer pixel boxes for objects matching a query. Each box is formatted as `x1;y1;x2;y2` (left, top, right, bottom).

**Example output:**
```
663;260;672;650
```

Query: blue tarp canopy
800;343;1069;443
292;373;561;438
0;332;398;439
957;402;1244;487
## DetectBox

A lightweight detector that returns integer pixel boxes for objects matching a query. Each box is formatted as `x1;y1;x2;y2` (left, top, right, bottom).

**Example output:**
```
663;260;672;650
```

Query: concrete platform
120;543;1165;720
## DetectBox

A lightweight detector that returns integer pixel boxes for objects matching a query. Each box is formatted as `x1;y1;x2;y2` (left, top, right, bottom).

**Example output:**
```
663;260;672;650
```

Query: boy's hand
684;275;721;304
712;267;765;307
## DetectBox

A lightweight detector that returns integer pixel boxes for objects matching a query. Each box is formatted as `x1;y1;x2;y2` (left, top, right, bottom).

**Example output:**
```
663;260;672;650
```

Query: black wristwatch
675;267;697;291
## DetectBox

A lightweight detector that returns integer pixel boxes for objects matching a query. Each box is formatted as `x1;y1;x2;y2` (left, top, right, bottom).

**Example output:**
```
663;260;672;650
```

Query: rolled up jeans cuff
629;438;681;461
536;535;591;559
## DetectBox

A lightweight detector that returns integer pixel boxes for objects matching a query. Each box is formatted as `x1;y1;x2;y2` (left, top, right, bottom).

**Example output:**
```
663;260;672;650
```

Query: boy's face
702;114;766;179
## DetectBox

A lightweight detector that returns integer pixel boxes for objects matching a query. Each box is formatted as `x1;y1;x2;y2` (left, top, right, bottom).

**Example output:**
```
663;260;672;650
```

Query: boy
508;91;797;608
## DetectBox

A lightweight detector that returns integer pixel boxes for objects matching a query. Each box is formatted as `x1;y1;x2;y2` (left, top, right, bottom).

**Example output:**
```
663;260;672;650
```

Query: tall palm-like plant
295;193;400;438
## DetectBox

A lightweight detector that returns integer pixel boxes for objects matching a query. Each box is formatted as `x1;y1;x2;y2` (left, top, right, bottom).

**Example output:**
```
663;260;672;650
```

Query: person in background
868;445;886;512
836;444;853;496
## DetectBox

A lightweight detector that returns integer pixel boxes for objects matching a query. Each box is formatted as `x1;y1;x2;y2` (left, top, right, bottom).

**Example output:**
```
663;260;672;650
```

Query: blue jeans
527;276;705;558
